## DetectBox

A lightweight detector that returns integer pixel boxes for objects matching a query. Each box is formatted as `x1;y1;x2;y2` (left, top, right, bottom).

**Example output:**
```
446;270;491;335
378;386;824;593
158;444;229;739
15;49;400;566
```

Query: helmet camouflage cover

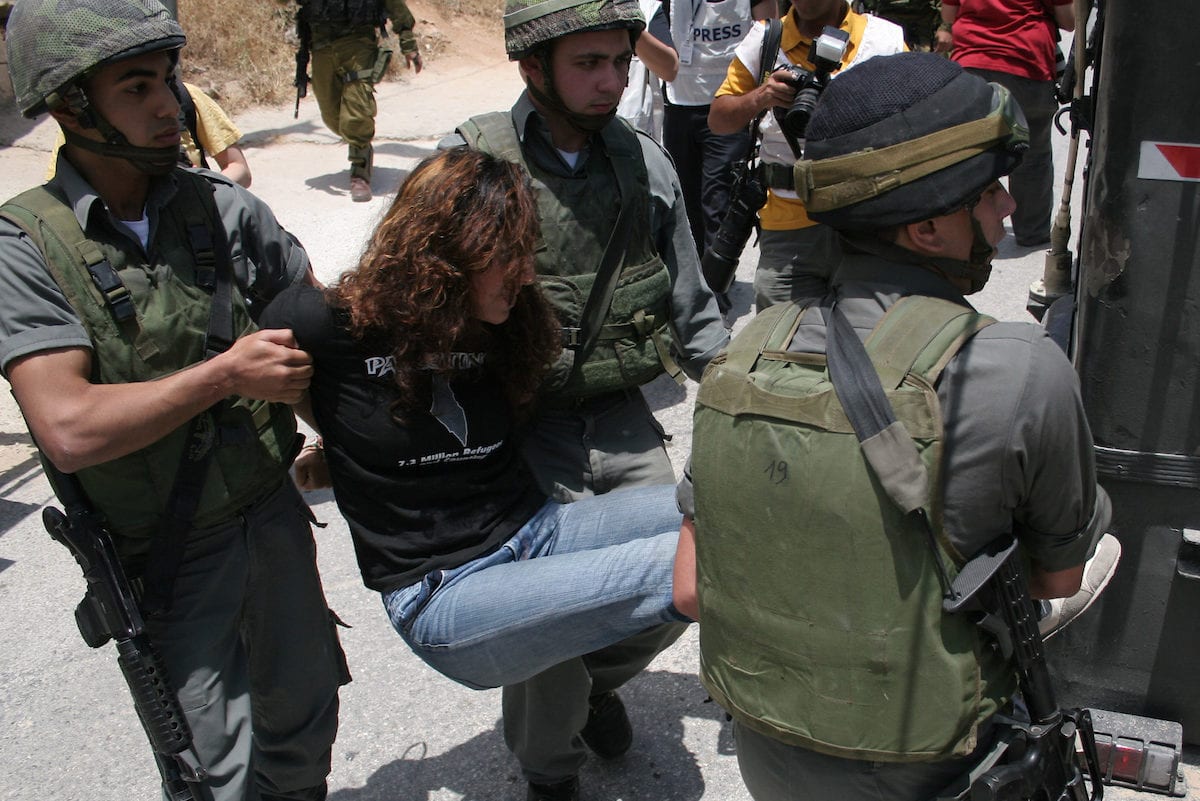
7;0;186;118
503;0;645;59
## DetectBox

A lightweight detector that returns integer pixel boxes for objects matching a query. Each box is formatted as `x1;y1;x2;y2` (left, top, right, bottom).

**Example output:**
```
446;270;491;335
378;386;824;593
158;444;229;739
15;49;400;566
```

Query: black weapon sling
140;178;238;617
565;124;640;376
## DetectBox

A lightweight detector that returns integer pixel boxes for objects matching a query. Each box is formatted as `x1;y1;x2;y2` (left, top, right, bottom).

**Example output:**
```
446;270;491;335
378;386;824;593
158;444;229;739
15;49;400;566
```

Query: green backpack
691;295;1017;762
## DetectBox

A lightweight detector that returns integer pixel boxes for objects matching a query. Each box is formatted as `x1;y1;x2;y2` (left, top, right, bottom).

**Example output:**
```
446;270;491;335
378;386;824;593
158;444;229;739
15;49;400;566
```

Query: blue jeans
382;484;690;690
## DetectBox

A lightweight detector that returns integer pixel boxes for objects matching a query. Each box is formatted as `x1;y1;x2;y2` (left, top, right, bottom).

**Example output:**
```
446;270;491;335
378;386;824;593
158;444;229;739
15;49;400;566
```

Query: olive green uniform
303;0;418;181
0;159;349;801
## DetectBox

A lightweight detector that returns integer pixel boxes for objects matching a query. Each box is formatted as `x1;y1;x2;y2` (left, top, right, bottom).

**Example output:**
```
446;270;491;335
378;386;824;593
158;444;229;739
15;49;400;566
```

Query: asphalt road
0;50;1195;801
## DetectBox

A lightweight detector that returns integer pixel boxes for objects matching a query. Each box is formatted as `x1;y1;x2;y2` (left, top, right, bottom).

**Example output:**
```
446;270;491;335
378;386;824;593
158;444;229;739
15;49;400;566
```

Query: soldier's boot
349;143;373;202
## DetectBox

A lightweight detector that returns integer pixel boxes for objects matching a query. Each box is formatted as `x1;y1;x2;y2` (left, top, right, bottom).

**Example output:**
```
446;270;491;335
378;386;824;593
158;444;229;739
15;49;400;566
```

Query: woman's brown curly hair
330;147;560;415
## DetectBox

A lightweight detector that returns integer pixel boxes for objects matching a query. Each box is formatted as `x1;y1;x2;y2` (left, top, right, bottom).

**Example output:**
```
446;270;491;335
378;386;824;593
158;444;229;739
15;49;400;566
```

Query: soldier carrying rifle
293;0;423;202
0;1;348;798
675;51;1119;801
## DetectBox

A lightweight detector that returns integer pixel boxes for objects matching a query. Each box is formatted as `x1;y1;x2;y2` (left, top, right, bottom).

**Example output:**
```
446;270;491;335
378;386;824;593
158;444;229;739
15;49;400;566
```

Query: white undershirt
122;212;151;250
556;148;581;169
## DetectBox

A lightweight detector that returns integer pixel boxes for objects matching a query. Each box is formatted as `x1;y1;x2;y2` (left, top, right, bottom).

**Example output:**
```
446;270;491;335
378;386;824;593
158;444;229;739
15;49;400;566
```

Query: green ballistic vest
0;173;296;552
458;112;677;400
691;296;1016;763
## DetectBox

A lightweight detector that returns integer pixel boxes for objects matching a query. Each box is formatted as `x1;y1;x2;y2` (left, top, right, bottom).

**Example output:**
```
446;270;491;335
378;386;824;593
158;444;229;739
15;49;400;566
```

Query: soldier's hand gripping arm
9;331;312;474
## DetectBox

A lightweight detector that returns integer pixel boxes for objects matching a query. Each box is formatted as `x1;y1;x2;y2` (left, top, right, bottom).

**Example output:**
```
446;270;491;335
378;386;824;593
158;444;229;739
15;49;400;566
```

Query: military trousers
144;480;348;801
311;33;379;180
733;721;995;801
966;67;1057;246
662;103;752;259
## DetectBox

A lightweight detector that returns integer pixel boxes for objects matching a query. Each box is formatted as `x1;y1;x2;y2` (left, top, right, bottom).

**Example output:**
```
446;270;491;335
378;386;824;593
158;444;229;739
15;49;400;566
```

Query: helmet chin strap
528;52;617;136
61;90;180;176
923;215;995;295
843;214;995;295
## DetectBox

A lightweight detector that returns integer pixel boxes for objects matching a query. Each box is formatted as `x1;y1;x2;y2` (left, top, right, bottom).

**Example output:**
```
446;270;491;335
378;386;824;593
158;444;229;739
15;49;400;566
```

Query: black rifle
39;460;207;801
294;8;312;119
945;538;1104;801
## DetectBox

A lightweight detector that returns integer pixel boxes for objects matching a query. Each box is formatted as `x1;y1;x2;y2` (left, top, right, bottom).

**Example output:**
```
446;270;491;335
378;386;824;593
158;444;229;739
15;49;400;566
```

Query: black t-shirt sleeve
258;283;337;357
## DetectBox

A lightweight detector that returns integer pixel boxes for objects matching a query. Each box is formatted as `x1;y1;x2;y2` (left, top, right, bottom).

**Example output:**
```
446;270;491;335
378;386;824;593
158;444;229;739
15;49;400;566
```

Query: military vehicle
1029;0;1199;794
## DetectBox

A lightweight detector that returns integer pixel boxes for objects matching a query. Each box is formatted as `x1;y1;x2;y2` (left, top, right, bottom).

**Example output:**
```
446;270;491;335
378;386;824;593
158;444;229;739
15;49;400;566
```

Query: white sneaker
1039;532;1122;640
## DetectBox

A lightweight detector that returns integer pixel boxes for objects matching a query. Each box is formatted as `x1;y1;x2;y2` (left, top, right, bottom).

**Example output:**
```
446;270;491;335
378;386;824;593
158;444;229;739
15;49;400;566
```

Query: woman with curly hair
261;147;689;702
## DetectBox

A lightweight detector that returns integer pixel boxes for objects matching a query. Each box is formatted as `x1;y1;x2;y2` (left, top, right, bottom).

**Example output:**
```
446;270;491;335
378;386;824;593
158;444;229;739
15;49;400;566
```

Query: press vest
667;0;755;106
0;173;296;552
690;296;1016;762
458;112;678;399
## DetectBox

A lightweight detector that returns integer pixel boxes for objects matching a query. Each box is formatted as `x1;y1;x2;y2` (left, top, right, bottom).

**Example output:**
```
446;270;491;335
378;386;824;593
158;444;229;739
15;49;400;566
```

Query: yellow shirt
715;8;905;230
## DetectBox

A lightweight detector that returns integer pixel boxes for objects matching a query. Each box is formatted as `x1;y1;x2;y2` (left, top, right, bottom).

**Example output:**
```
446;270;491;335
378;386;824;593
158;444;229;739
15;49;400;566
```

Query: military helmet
503;0;646;60
7;0;186;119
794;52;1028;231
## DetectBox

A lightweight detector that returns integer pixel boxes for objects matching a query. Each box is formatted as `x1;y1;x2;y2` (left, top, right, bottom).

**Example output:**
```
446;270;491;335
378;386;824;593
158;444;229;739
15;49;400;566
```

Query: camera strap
751;18;784;147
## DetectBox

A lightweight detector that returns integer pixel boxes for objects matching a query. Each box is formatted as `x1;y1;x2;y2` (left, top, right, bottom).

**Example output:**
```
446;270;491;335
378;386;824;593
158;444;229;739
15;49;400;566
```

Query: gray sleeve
1006;331;1106;570
675;454;696;517
210;176;312;310
939;323;1103;572
639;134;730;379
0;218;91;376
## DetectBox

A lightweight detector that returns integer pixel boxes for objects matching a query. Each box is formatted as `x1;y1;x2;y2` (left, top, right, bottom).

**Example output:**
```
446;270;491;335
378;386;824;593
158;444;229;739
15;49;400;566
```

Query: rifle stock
40;470;207;799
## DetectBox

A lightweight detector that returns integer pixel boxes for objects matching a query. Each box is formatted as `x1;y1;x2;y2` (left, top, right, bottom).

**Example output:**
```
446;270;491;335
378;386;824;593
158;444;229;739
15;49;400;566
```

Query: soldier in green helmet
674;52;1116;801
0;1;347;798
441;0;729;798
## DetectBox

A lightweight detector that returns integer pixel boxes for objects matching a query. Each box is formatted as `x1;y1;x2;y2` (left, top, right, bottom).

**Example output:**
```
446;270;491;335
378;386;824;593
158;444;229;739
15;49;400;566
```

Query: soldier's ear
902;218;941;253
519;53;547;89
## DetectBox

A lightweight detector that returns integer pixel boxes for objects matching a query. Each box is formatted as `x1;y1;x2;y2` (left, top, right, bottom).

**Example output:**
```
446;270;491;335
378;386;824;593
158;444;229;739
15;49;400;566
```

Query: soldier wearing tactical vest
0;2;346;799
298;0;423;202
674;52;1113;800
442;0;728;798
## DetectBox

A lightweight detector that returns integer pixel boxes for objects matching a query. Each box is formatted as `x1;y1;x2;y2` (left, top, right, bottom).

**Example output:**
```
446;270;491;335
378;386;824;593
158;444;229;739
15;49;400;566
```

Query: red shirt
944;0;1069;82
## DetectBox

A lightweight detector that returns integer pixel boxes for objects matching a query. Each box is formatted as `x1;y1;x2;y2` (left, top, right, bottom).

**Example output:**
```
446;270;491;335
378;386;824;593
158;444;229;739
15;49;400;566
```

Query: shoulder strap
173;77;208;170
571;119;641;364
0;187;158;361
457;111;524;163
864;295;995;390
759;18;783;86
750;18;784;144
825;296;993;593
141;171;242;617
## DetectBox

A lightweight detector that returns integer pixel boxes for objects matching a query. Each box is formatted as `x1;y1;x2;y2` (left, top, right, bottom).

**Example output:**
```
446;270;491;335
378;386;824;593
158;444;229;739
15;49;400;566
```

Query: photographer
707;0;904;311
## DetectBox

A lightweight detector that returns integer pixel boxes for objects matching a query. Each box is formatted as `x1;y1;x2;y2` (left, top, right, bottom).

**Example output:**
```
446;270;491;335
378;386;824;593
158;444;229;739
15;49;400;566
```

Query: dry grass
175;0;298;112
176;0;504;114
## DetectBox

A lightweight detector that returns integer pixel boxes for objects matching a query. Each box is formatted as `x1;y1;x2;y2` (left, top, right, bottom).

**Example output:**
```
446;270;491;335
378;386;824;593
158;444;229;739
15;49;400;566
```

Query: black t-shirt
261;284;546;593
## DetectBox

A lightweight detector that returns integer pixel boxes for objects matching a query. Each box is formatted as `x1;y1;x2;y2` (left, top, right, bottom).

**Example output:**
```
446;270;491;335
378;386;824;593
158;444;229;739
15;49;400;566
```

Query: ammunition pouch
342;46;392;83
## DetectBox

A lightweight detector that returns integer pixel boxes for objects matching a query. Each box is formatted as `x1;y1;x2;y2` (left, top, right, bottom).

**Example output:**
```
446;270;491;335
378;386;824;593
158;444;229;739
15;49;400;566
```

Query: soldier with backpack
674;52;1114;800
